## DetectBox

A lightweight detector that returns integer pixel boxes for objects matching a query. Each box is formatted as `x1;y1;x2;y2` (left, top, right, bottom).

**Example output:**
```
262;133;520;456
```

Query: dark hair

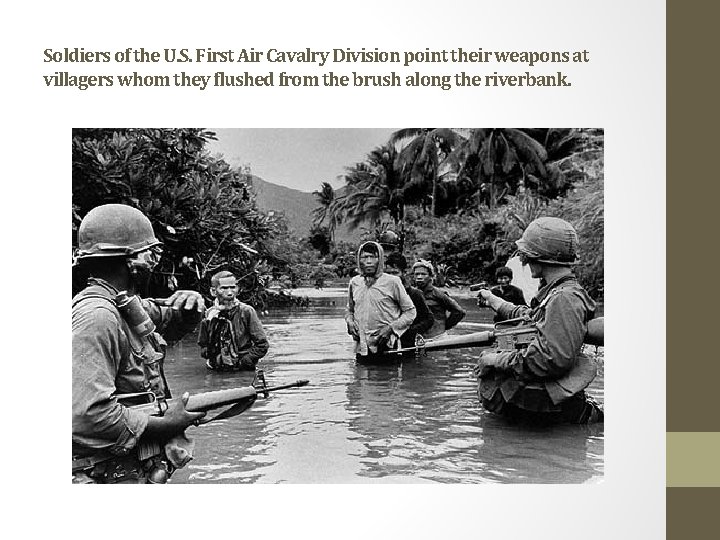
495;266;513;279
211;270;236;287
360;243;379;256
385;252;407;271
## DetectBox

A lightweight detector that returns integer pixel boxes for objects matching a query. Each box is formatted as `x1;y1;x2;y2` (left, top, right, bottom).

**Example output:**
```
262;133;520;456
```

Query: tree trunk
431;175;437;216
489;173;496;210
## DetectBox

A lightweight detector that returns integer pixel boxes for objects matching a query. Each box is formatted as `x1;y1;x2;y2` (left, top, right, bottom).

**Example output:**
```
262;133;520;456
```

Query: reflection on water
166;294;604;484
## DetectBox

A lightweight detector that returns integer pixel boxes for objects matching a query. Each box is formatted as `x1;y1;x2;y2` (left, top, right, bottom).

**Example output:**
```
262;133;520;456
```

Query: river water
166;292;604;484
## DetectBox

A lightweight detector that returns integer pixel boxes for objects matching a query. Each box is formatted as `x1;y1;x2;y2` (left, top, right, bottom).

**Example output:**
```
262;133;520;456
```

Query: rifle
117;374;310;425
388;316;604;356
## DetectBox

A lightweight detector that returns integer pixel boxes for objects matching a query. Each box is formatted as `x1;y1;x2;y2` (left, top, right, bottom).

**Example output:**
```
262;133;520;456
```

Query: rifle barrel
255;379;310;393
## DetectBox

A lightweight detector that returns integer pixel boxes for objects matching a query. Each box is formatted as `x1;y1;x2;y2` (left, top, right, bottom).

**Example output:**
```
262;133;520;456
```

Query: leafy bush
72;128;275;304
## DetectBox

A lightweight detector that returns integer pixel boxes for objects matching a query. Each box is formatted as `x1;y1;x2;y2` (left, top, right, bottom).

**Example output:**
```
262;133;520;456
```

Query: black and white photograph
71;128;605;484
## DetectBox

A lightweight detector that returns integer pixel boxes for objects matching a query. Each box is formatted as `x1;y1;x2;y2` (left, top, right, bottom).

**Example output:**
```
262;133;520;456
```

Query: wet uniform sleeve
408;288;434;335
72;306;149;454
440;291;466;331
243;307;269;363
494;293;587;379
496;301;532;321
389;282;417;336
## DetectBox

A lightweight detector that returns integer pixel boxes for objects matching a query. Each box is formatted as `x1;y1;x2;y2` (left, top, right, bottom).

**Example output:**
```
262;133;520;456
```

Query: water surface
166;294;604;484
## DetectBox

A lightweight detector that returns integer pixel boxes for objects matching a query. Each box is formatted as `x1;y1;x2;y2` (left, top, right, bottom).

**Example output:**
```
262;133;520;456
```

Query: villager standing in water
490;266;528;322
412;259;466;339
198;270;269;371
345;242;416;362
385;252;434;349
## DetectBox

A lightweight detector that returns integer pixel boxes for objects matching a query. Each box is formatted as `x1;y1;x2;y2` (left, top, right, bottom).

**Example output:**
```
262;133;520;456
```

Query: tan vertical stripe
667;433;720;487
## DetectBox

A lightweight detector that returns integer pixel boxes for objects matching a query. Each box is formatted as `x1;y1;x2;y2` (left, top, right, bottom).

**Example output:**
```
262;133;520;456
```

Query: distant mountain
250;176;362;243
249;176;316;237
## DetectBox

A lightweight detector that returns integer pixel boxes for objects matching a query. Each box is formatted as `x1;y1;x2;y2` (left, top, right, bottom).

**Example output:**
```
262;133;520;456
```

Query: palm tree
366;144;405;226
331;142;409;232
312;181;337;242
334;162;387;230
449;128;548;209
390;128;462;216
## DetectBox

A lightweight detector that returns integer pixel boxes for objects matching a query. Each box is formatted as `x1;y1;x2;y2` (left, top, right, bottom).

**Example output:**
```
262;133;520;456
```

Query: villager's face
413;268;431;288
360;252;379;275
497;276;511;286
213;277;238;303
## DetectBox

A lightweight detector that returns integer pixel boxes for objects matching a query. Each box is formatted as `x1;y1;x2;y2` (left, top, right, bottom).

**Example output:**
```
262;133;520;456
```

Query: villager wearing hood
345;241;416;360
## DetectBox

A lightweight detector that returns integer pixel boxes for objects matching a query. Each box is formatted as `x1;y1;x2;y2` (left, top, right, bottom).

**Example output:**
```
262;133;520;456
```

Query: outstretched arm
145;291;205;343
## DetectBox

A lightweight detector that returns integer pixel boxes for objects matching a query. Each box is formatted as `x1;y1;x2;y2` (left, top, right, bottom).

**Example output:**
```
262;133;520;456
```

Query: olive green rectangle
667;487;720;539
667;433;720;487
667;0;720;432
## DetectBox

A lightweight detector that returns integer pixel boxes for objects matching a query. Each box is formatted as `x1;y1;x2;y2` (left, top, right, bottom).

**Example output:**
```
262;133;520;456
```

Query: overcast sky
207;128;397;193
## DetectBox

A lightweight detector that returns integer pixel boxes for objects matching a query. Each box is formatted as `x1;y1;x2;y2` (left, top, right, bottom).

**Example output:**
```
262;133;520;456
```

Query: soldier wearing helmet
72;204;206;483
475;217;603;424
378;229;402;255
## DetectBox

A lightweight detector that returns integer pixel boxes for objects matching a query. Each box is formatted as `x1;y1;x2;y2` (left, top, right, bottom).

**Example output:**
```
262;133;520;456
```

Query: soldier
378;229;402;255
475;217;604;424
72;204;206;483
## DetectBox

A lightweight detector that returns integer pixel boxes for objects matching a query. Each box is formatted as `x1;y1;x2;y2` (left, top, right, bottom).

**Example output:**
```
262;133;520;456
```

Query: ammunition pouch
545;353;598;405
127;330;168;399
478;353;598;414
72;440;173;484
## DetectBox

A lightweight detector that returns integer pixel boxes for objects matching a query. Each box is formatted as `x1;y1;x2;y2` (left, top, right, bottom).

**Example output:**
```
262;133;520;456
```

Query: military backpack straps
73;289;170;400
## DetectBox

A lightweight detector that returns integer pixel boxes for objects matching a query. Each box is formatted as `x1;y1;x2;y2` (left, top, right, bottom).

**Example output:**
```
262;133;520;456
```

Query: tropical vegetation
72;127;604;305
321;128;604;298
73;128;295;305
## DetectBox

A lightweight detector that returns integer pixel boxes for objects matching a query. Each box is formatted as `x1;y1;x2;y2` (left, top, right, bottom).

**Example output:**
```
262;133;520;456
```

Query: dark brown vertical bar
667;1;720;538
666;2;720;431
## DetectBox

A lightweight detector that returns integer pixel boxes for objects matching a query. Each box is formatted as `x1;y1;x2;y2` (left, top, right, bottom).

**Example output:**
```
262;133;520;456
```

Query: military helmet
76;204;161;259
516;217;579;265
378;230;400;249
